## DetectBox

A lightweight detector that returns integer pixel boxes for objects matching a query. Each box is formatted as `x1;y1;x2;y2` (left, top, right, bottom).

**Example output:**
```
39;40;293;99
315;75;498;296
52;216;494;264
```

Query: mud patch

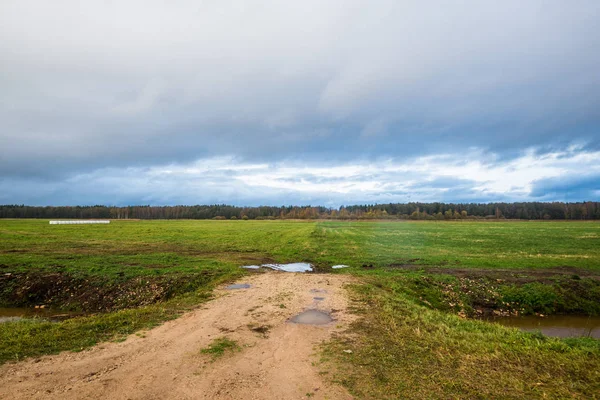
0;307;81;323
226;284;251;290
289;309;333;325
394;265;600;283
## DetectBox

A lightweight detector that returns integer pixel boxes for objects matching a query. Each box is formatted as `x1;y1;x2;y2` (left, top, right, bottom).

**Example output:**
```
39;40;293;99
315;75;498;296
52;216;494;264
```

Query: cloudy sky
1;1;599;206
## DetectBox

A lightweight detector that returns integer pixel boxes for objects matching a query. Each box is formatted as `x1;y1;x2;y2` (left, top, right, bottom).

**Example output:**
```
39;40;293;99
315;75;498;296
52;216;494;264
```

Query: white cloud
3;147;598;206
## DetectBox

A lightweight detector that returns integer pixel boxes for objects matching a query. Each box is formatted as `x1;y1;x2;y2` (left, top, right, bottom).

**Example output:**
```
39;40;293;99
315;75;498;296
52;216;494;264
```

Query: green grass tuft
200;337;240;360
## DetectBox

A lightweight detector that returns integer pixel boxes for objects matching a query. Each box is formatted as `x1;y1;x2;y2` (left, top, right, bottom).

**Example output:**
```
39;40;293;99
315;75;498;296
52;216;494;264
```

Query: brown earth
0;272;355;400
0;271;225;312
386;264;600;283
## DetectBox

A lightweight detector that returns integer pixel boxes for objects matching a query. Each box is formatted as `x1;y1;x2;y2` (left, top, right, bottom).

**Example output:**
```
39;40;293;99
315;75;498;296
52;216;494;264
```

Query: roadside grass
322;278;600;399
200;337;241;360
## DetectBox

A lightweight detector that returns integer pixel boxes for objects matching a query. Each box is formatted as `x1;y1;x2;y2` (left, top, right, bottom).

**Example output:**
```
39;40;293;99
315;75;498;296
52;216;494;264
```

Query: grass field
1;219;600;397
2;219;599;275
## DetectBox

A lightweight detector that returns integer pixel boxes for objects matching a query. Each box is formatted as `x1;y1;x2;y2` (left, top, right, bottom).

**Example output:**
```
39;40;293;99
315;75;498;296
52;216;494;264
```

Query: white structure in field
49;220;110;225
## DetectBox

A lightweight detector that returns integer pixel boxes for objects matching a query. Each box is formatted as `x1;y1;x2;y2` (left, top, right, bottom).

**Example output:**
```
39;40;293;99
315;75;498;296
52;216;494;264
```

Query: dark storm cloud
1;1;599;204
530;174;600;200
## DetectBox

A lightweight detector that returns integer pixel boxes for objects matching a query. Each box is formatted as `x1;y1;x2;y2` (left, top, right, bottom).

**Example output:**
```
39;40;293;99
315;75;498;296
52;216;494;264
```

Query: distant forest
1;202;600;220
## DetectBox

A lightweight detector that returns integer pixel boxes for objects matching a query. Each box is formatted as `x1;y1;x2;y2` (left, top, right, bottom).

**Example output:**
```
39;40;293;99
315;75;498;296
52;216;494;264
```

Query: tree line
1;202;599;220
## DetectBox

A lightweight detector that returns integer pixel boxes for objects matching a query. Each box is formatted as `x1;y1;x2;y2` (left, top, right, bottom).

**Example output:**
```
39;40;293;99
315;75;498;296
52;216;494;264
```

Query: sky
1;1;599;207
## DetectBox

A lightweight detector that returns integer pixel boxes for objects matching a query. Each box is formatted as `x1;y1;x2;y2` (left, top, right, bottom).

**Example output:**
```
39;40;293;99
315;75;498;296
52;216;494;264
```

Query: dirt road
0;272;354;400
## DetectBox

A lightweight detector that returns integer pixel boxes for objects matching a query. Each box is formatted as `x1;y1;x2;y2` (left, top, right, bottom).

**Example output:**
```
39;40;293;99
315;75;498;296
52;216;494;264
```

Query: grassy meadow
1;219;600;397
2;219;599;276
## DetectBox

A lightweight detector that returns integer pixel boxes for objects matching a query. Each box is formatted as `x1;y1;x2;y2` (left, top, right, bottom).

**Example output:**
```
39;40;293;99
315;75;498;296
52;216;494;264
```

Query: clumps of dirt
0;271;219;312
418;266;600;283
247;324;271;337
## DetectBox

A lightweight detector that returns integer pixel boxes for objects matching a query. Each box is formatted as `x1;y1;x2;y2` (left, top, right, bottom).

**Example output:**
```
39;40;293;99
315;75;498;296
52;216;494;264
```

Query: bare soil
386;264;600;283
0;272;354;400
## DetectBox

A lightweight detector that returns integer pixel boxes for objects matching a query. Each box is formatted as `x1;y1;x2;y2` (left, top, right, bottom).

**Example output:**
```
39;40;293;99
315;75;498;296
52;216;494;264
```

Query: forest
1;201;599;220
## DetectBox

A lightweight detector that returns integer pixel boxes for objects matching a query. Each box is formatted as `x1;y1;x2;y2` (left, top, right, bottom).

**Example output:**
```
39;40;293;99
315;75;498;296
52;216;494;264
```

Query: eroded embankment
379;266;600;317
0;270;226;312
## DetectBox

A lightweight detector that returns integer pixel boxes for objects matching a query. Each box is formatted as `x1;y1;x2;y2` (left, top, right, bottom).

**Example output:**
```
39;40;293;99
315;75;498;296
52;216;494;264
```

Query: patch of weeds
270;291;293;302
278;303;286;309
200;337;240;360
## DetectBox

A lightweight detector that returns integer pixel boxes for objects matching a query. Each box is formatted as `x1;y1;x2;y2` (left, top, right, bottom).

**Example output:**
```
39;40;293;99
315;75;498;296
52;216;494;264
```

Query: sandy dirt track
0;272;354;400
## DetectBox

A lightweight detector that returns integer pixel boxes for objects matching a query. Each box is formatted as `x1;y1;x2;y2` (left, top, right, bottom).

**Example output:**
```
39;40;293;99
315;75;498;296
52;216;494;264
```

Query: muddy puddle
241;262;313;272
289;309;333;325
225;283;251;290
485;315;600;339
0;307;80;323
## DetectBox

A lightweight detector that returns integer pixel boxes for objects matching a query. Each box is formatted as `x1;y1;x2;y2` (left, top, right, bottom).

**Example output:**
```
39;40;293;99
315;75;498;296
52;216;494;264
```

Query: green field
2;219;599;275
1;219;600;398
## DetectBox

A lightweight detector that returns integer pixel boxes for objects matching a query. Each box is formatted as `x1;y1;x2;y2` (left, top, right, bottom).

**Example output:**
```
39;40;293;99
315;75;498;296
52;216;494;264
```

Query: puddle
484;315;600;339
289;309;333;325
225;283;251;290
0;307;80;323
310;289;327;293
241;262;313;273
240;265;261;270
331;265;350;269
313;297;325;301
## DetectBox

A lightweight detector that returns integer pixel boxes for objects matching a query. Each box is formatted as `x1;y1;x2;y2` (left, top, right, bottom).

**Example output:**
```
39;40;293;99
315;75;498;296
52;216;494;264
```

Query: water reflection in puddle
241;262;313;272
226;284;251;290
313;297;325;301
289;309;333;325
331;265;350;269
485;315;600;339
0;307;80;323
240;265;261;269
